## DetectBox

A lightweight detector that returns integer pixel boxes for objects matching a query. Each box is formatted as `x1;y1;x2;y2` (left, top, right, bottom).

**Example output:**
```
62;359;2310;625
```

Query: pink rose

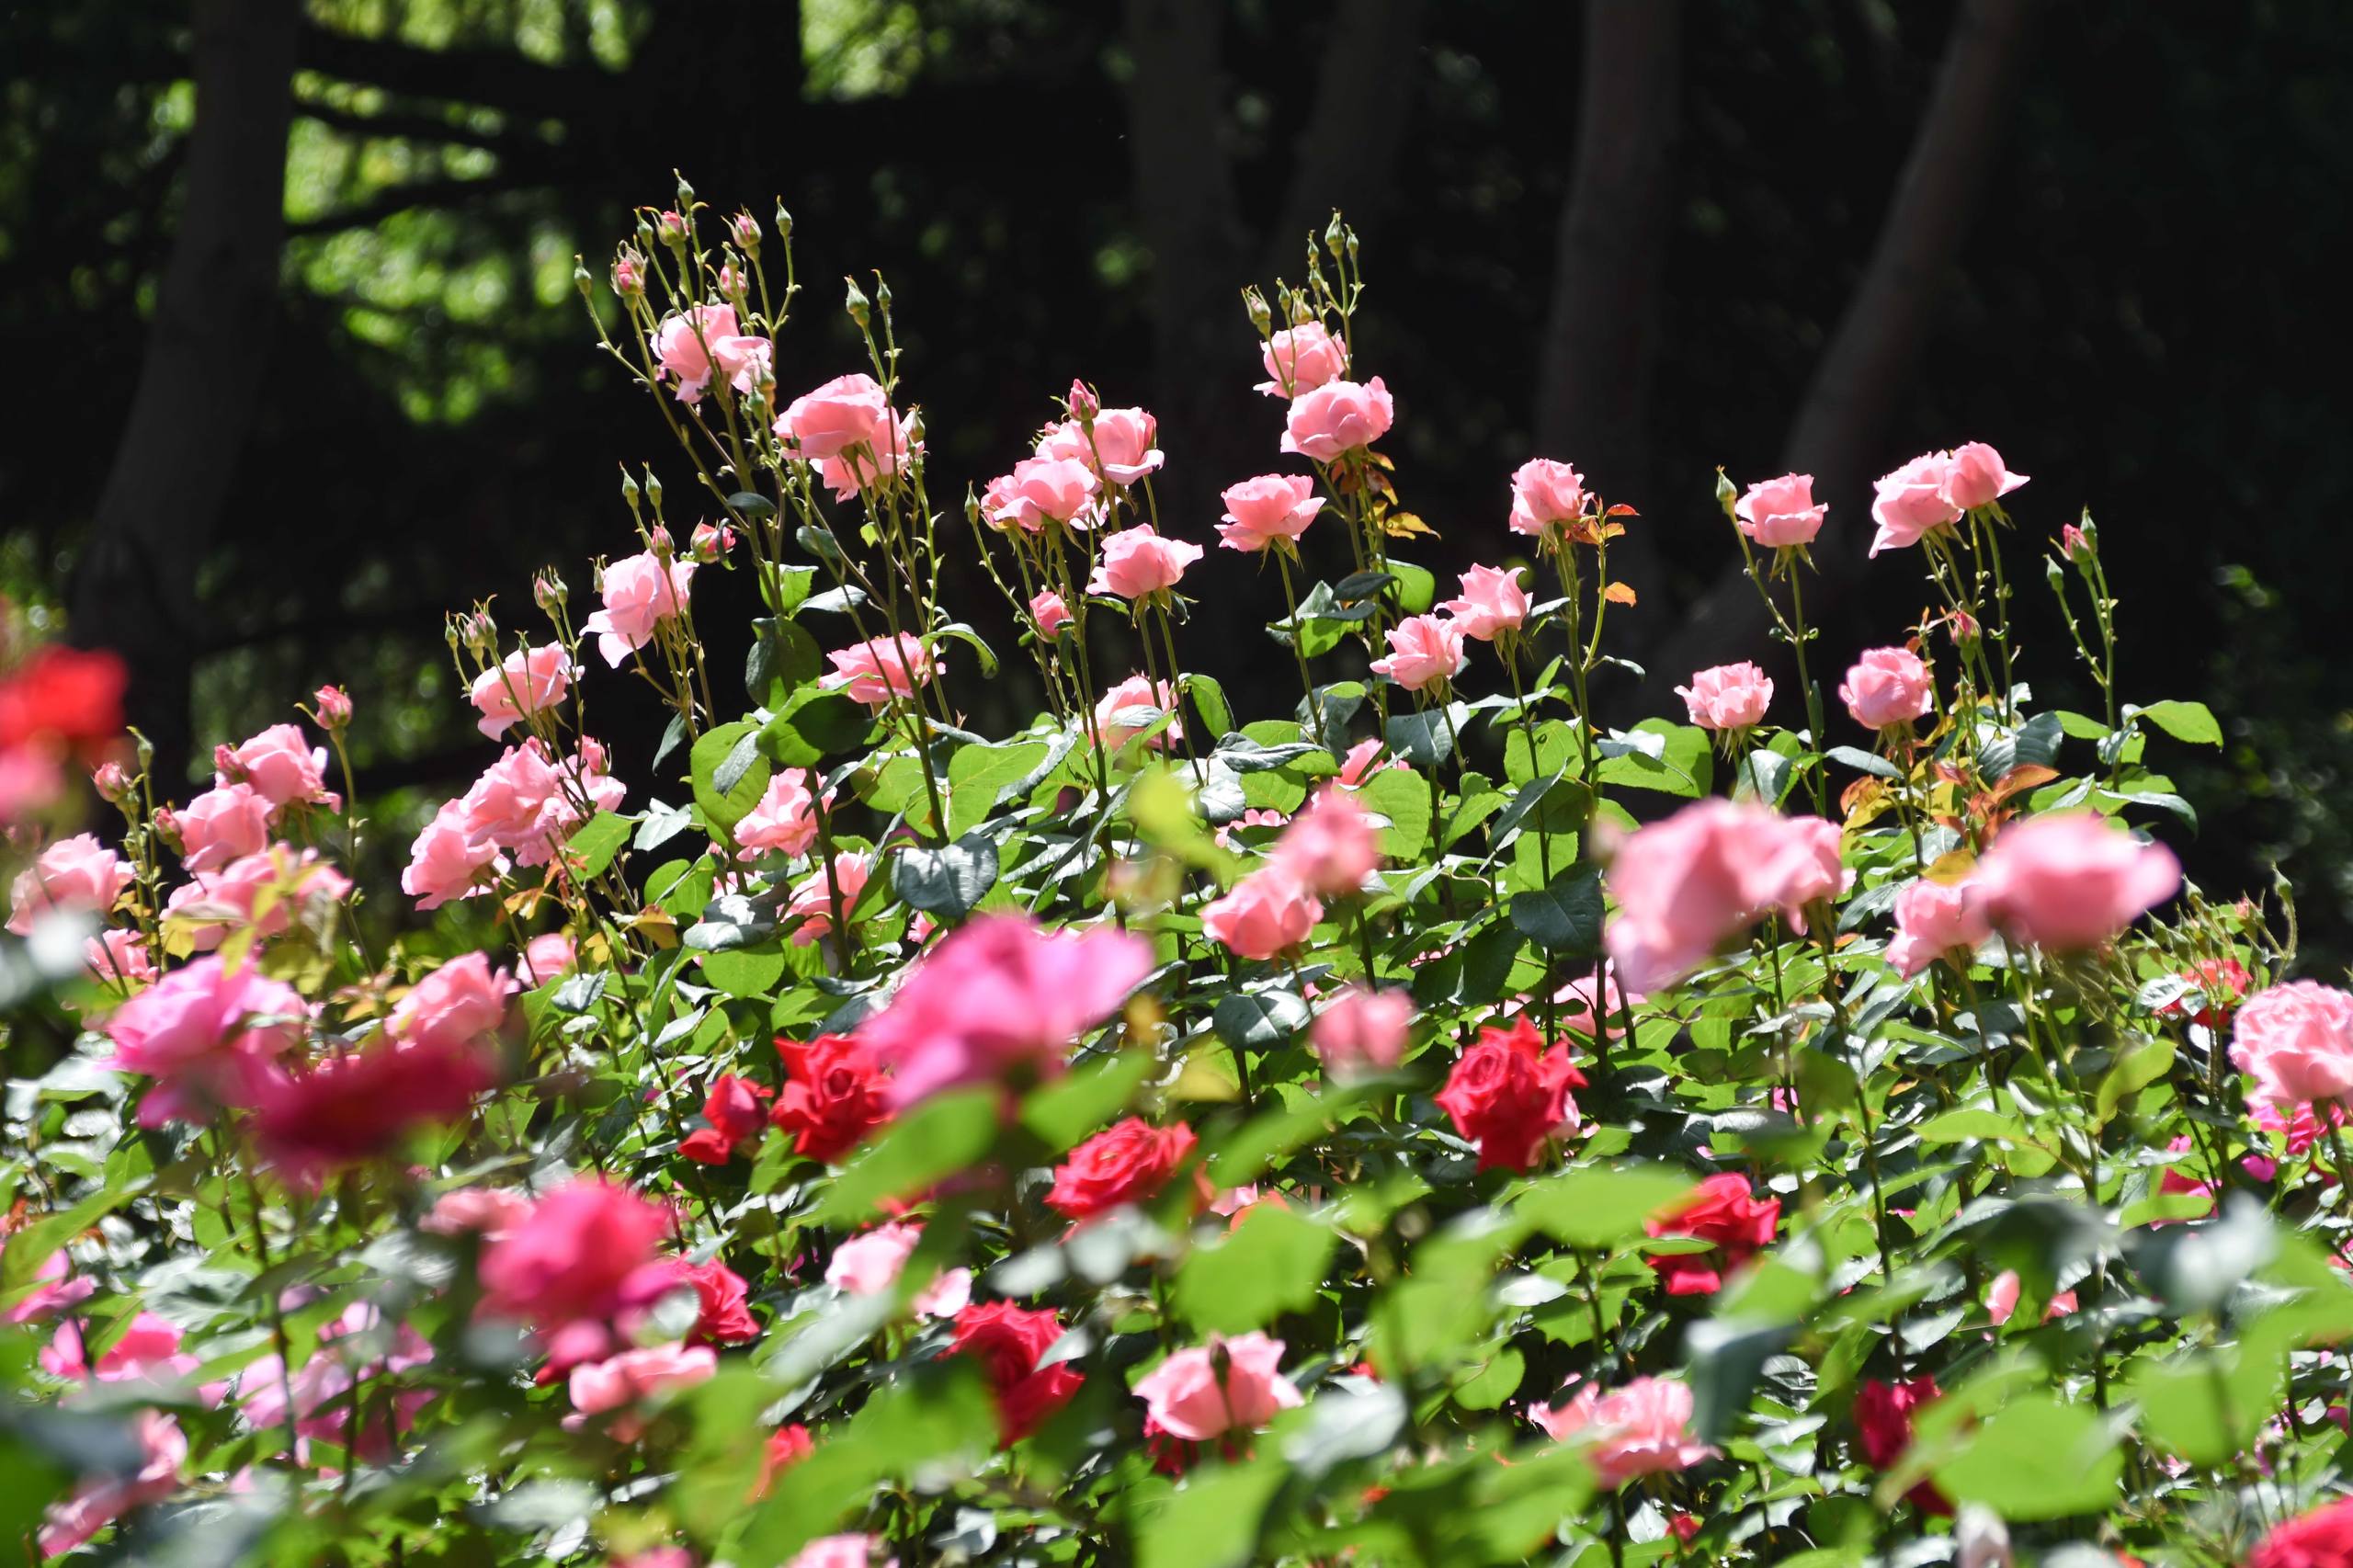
1270;783;1379;896
389;950;515;1050
313;685;352;728
37;1409;184;1557
41;1312;201;1386
1310;986;1413;1076
824;1221;972;1318
1256;322;1349;397
1676;662;1774;732
1745;814;1847;921
648;303;769;403
1369;614;1468;693
821;634;937;709
775;372;892;461
402;800;506;910
1838;646;1934;730
568;1342;717;1417
584;551;695;668
1604;800;1846;992
1088;525;1203;602
164;845;350;953
469;642;574;740
521;932;575;984
458;744;567;855
1529;1376;1716;1489
1280;376;1393;462
1095;675;1182;752
479;1178;676;1343
787;1537;892;1568
1134;1332;1303;1441
857;913;1154;1106
1216;474;1324;553
984;456;1101;532
1940;442;2029;510
1868;452;1961;556
786;852;871;947
214;722;333;809
5;1253;96;1325
1554;965;1642;1035
1337;738;1405;788
8;833;132;935
1038;406;1164;486
85;926;158;989
736;767;818;858
173;783;272;872
2231;982;2353;1110
1986;1270;2076;1326
1509;459;1589;539
1202;865;1323;960
1974;812;2179;950
1438;564;1531;642
1885;878;1992;977
1733;472;1826;548
421;1186;533;1239
102;954;307;1128
1029;590;1073;640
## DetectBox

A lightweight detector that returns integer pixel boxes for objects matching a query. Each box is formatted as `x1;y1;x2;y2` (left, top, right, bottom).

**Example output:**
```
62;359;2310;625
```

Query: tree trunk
73;0;301;789
1266;0;1430;275
1632;0;2039;718
1532;0;1682;619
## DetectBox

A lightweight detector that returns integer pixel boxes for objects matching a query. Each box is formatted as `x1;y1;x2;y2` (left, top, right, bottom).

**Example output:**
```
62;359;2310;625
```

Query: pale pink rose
41;1312;202;1387
1509;458;1589;539
1134;1332;1303;1440
1337;738;1406;788
736;768;818;858
1271;783;1379;896
6;1253;96;1325
1553;965;1643;1034
824;1222;971;1318
1369;614;1468;693
8;833;132;935
1529;1377;1716;1489
101;954;306;1128
420;1186;533;1239
1029;590;1074;640
1438;565;1531;642
984;456;1101;533
786;852;871;948
1202;865;1323;960
1604;801;1846;992
1973;812;2180;951
568;1342;717;1416
585;551;696;668
237;1303;433;1463
1208;1185;1265;1218
1733;472;1826;548
37;1409;184;1556
1088;525;1203;602
2231;983;2353;1110
1064;379;1101;418
814;410;921;501
313;685;353;728
1311;986;1413;1076
458;744;566;854
169;783;271;873
1038;406;1164;486
1217;474;1324;552
1281;376;1394;462
1868;452;1962;556
775;372;892;461
1838;647;1934;730
1746;815;1847;926
521;932;576;984
389;951;514;1049
648;303;769;403
857;913;1154;1107
164;845;350;953
1677;662;1774;733
786;1537;892;1568
1885;878;1991;977
1940;442;2029;510
822;634;937;710
1256;322;1349;397
1096;675;1182;752
85;926;157;989
1986;1269;2076;1325
214;722;333;810
468;643;574;740
403;799;507;911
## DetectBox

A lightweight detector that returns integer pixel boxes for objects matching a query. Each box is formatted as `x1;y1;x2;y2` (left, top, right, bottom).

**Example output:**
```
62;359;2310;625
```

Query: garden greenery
6;187;2352;1568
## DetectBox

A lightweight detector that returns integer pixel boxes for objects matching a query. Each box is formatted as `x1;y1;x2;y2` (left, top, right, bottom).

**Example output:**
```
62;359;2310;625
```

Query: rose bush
4;193;2350;1568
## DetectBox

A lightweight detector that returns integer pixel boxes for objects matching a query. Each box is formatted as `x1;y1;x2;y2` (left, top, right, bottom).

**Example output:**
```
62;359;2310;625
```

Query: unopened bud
458;610;496;656
691;522;734;562
648;523;675;557
620;471;642;513
534;571;568;611
2062;517;2097;562
773;201;793;243
572;256;592;298
150;807;183;855
1713;467;1738;518
212;743;243;782
843;276;870;328
1324;211;1347;258
611;249;645;300
1066;379;1099;419
90;759;131;803
726;212;757;252
644;472;664;509
674;173;696;210
1242;287;1273;335
656;208;688;247
718;261;745;298
874;275;892;312
1946;608;1981;646
313;685;353;729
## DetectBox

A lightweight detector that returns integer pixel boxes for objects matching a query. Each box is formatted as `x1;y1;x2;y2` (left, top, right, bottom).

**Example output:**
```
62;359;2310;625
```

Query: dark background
6;0;2349;958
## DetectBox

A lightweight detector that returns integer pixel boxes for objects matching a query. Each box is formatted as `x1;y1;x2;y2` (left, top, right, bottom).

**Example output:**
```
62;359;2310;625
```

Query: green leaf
1933;1394;2124;1520
566;811;631;879
1213;990;1310;1051
928;620;999;677
1389;560;1438;615
2095;1035;2174;1123
1172;1203;1336;1333
1184;673;1235;738
1595;720;1711;798
1355;767;1431;858
691;721;770;831
814;1089;1001;1224
745;616;823;706
1916;1108;2034;1144
947;739;1051;836
1385;704;1462;767
2131;1351;2273;1466
890;832;1000;921
758;687;871;768
1509;863;1605;957
1518;1165;1696;1249
1020;1051;1157;1154
698;941;787;1001
2135;699;2222;746
1451;1346;1526;1411
1136;1458;1285;1568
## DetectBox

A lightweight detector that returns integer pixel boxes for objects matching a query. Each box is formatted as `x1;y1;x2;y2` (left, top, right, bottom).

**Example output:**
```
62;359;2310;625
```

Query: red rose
678;1257;760;1345
1046;1117;1199;1223
752;1422;814;1499
949;1301;1085;1443
1853;1376;1949;1514
2250;1496;2353;1568
1432;1018;1585;1172
681;1074;773;1165
770;1034;890;1163
0;646;127;755
1644;1173;1779;1295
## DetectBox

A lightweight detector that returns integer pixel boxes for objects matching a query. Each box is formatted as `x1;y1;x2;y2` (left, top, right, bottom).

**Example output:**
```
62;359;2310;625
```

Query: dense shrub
5;195;2349;1568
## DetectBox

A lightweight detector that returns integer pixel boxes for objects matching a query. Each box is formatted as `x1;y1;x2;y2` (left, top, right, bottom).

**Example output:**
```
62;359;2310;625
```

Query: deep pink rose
103;954;306;1128
1202;865;1323;960
1529;1377;1716;1488
478;1178;676;1340
1973;812;2180;950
